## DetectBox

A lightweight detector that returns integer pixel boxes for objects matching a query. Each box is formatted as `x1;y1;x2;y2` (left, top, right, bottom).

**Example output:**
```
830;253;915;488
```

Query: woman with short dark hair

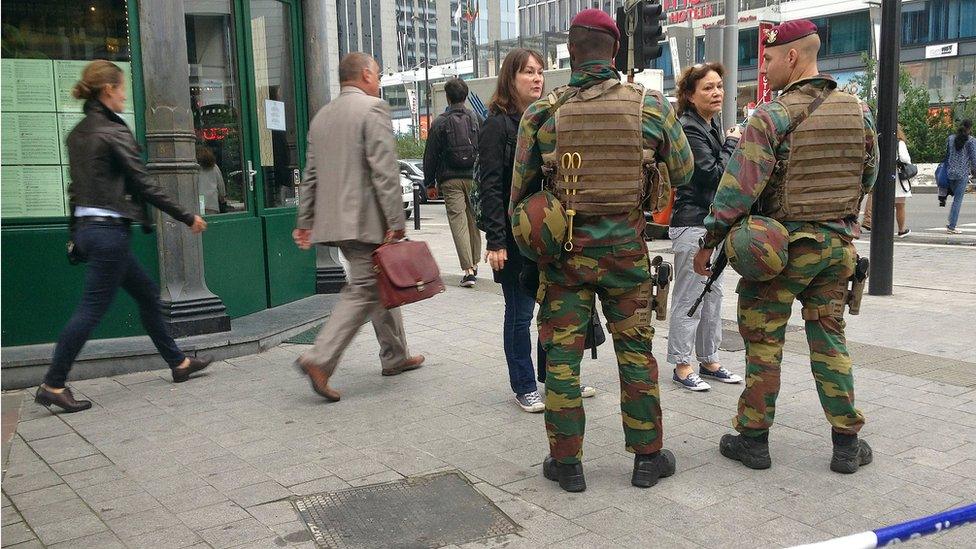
667;63;743;391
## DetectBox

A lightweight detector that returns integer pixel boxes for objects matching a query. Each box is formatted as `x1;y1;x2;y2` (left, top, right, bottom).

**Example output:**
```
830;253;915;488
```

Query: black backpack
442;110;478;170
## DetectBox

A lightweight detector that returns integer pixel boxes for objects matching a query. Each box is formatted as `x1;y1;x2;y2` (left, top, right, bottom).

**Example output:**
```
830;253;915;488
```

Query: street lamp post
869;0;901;296
721;0;739;132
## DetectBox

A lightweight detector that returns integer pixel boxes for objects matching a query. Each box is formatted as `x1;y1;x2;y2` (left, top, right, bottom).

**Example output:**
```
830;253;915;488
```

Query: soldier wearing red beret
694;19;878;474
509;8;694;492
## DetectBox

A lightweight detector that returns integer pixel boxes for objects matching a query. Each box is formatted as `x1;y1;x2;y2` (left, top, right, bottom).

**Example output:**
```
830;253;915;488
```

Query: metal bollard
413;182;421;230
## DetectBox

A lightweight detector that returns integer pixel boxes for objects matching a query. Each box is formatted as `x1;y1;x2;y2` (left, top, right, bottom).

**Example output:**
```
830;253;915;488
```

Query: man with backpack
423;78;482;287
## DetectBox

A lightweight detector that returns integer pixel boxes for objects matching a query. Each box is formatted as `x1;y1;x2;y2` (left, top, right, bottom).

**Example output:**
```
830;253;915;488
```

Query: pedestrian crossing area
919;222;976;234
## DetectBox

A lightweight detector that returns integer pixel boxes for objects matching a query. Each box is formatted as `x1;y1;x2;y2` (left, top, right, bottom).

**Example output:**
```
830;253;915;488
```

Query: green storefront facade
2;0;343;349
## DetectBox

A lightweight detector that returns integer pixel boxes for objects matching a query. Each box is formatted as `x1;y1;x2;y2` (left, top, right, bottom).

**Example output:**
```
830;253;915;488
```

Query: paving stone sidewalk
3;279;975;548
4;208;975;548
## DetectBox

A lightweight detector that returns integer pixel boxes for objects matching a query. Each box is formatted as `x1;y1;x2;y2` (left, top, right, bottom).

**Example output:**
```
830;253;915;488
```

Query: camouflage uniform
511;61;693;464
703;76;879;438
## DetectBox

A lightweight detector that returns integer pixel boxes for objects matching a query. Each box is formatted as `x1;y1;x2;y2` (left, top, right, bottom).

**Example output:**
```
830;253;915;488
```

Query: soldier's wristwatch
698;236;709;250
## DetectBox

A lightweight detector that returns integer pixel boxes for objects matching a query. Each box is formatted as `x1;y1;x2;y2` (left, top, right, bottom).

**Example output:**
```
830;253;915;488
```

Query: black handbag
897;161;917;193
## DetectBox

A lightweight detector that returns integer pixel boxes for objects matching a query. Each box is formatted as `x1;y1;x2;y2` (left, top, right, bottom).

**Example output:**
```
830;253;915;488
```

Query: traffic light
634;1;665;69
614;1;666;73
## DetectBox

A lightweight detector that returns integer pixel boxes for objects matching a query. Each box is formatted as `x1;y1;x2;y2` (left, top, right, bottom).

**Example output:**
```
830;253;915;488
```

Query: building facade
0;0;351;349
520;0;975;111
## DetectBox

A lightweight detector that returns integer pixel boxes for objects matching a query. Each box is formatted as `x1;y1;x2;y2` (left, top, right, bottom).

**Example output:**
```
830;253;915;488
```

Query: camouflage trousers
539;240;663;465
735;224;865;437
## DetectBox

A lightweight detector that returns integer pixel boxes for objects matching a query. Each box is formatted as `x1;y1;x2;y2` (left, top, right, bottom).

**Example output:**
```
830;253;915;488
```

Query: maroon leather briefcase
372;240;445;309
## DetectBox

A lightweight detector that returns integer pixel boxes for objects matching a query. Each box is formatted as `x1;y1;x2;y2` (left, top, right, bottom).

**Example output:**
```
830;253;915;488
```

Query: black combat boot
719;433;771;469
830;432;873;474
543;455;585;493
632;449;676;488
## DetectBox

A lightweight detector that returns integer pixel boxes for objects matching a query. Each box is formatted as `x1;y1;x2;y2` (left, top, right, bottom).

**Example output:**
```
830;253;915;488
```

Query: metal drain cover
720;329;746;352
293;470;519;548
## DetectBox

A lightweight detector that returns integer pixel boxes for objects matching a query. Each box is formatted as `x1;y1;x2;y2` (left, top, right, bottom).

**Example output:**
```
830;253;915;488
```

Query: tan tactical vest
543;79;653;215
760;84;866;222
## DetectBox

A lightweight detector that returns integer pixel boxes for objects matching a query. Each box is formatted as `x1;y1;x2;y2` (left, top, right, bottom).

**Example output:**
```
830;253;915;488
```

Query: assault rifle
687;246;727;317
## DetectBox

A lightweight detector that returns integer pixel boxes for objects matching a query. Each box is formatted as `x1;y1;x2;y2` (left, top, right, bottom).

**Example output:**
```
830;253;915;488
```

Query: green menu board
2;58;135;219
1;165;65;217
24;166;66;216
2;166;27;218
1;59;56;112
2;112;61;164
54;60;134;113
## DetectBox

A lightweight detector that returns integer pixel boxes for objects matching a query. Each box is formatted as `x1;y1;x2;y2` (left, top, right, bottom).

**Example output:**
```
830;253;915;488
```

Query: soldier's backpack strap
783;87;832;138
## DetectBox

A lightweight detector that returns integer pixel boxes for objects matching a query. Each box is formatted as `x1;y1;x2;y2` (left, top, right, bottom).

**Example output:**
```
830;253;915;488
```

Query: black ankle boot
543;455;586;492
35;386;92;413
719;433;771;469
172;355;213;383
830;433;873;474
632;449;676;488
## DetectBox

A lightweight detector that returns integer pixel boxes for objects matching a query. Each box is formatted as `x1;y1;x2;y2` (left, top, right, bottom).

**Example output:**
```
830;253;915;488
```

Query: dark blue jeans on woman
45;221;185;388
500;278;544;395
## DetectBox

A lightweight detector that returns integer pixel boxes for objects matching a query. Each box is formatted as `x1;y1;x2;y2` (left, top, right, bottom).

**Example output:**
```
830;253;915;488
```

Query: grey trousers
440;178;481;271
302;241;409;375
666;226;724;366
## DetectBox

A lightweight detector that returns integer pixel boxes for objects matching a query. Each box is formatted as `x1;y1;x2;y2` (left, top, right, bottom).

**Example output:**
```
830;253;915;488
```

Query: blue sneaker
699;365;743;384
672;370;710;391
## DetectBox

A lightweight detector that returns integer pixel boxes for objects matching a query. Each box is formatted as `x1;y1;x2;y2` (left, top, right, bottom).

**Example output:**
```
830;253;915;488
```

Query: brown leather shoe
35;386;92;413
295;360;341;401
172;355;213;383
382;355;425;376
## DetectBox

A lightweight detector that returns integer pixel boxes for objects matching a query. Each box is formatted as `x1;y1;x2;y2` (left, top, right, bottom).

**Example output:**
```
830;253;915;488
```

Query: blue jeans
501;279;541;395
947;177;968;229
46;221;185;388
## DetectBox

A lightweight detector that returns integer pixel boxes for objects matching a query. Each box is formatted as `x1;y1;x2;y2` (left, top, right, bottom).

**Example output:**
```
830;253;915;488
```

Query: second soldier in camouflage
695;19;878;474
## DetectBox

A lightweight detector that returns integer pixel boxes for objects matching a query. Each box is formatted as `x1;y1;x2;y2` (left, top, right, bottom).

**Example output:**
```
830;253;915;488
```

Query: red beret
764;19;818;47
570;8;620;42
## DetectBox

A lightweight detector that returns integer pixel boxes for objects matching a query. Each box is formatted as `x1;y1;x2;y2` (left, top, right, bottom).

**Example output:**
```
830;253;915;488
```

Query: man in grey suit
293;52;425;401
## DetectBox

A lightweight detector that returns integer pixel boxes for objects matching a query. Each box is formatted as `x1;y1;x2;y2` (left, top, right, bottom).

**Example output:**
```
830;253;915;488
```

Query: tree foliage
850;52;975;162
396;133;426;160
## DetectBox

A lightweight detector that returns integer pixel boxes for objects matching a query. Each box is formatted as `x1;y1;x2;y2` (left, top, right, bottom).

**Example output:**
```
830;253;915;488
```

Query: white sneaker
581;385;596;398
947;227;963;234
515;391;545;413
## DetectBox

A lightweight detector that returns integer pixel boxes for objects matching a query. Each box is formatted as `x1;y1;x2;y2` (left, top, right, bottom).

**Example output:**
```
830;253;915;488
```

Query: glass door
246;0;302;210
241;0;314;307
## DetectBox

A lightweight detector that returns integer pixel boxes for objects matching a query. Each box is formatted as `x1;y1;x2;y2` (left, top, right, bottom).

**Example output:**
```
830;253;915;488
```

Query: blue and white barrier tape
790;502;976;548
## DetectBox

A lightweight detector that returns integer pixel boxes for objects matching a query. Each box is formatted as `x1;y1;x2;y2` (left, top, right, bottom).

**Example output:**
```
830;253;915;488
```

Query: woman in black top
479;49;549;412
35;61;213;413
667;63;743;392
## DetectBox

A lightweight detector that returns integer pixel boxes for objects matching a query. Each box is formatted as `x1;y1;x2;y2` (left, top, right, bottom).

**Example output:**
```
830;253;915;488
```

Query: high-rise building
334;1;400;71
396;1;516;71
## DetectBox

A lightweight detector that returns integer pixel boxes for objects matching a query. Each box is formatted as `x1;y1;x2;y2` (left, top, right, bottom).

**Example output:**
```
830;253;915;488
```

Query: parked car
401;174;414;219
398;159;438;202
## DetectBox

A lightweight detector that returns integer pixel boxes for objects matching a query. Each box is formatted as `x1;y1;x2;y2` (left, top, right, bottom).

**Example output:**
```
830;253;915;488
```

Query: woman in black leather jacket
667;63;743;392
35;60;212;413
